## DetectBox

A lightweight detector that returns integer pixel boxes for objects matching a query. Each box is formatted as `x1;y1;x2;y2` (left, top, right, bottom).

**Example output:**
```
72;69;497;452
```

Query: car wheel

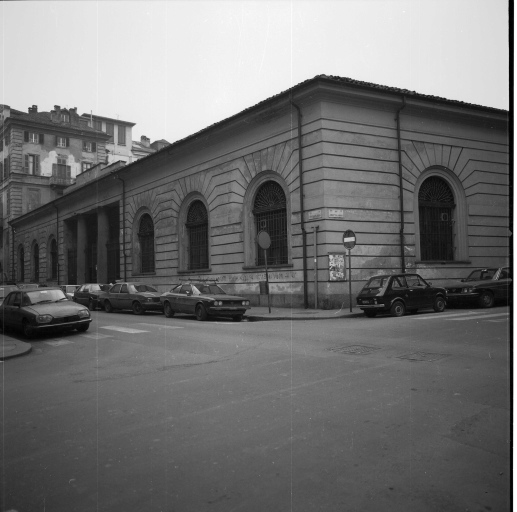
88;299;95;311
22;320;34;339
195;304;208;321
104;300;113;313
433;296;446;313
164;301;175;318
364;310;377;318
478;291;494;308
132;301;144;315
77;323;90;332
232;315;243;322
390;301;406;317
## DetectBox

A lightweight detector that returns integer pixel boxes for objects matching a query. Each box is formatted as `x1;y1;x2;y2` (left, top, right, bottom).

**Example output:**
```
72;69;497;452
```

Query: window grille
254;181;288;266
33;244;40;282
50;239;58;280
138;214;155;273
419;177;455;261
187;201;208;270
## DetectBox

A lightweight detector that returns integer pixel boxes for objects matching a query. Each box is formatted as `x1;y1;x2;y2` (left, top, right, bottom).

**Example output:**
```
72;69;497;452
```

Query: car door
405;275;429;308
2;292;17;327
119;284;132;310
177;284;193;313
108;284;122;308
75;285;87;306
494;267;511;300
8;292;24;329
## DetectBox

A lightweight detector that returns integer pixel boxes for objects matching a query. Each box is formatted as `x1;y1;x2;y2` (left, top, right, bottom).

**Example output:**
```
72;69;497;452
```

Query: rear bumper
208;307;249;316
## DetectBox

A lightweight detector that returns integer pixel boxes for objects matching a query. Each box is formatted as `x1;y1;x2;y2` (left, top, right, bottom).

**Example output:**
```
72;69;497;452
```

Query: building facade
9;76;510;308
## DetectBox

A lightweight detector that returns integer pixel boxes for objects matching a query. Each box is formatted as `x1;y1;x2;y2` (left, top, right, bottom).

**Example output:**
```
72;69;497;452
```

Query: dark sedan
0;287;91;338
160;282;251;321
99;282;163;315
74;283;110;310
445;267;511;308
356;273;447;318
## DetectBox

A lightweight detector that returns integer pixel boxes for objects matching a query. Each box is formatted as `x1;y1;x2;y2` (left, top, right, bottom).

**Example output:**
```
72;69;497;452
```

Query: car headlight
461;287;474;293
213;300;222;306
36;314;53;324
77;309;90;318
146;297;153;302
242;300;250;306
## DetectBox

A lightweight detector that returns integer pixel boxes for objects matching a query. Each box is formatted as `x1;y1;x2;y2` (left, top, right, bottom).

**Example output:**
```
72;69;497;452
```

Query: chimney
28;105;38;114
70;107;77;114
140;135;150;148
54;105;61;112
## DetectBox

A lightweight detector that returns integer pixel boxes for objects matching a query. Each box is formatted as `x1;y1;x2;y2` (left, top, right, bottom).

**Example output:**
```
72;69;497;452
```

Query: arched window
138;214;155;273
187;200;208;270
18;245;25;282
254;181;288;266
418;176;455;261
33;243;40;282
50;238;58;280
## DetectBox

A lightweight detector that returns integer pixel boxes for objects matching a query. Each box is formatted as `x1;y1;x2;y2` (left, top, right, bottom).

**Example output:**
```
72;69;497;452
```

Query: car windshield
26;289;67;304
133;284;158;293
465;269;497;281
192;284;226;295
362;277;390;291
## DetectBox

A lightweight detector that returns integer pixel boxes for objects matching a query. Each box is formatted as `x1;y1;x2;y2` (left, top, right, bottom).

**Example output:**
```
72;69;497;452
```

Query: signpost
342;230;356;312
257;230;271;313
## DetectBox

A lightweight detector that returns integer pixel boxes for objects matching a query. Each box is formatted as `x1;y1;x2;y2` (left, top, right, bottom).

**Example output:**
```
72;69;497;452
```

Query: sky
0;0;510;145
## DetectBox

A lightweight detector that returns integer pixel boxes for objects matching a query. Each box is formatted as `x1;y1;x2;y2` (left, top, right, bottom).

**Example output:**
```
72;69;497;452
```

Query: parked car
99;282;163;315
60;284;81;300
160;281;251;321
0;287;91;338
73;283;110;310
445;267;511;308
0;284;20;306
356;273;447;318
18;283;48;291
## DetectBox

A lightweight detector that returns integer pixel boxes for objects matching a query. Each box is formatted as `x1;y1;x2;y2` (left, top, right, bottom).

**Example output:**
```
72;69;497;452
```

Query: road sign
343;230;356;249
257;230;271;250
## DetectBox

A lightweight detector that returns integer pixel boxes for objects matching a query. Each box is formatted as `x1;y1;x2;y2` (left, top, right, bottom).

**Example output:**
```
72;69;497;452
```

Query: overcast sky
1;0;509;144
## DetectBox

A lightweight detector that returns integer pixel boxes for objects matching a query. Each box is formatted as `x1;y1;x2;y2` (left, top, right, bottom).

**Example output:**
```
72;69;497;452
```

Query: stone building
8;75;510;308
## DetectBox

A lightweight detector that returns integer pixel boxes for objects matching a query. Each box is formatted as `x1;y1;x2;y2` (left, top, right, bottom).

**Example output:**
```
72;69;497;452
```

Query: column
97;208;109;284
77;215;87;285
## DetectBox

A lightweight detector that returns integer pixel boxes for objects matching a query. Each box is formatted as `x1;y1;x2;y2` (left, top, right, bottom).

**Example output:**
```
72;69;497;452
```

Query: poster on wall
328;253;346;281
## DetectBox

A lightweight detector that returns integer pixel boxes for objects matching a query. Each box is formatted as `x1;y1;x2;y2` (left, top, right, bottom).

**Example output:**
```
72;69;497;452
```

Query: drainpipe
116;174;127;281
396;96;407;273
53;204;60;285
290;100;308;309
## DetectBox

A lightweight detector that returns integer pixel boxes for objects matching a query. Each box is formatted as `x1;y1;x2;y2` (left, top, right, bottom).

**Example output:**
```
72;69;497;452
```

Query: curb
0;339;33;361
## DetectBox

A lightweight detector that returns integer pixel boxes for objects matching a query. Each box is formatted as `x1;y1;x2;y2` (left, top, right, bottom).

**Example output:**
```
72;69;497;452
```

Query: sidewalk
0;306;364;360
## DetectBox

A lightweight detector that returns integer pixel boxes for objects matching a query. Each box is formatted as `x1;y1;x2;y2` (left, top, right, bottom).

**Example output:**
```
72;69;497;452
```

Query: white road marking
46;339;75;347
487;319;509;323
79;333;114;339
137;323;184;330
101;326;149;334
447;312;509;321
412;311;478;320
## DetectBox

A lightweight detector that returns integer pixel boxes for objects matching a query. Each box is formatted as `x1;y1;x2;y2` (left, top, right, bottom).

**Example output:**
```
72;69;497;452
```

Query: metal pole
313;226;318;309
264;249;271;313
348;249;352;313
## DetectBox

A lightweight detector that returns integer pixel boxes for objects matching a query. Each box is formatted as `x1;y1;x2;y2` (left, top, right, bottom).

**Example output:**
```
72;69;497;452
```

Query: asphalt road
1;306;511;512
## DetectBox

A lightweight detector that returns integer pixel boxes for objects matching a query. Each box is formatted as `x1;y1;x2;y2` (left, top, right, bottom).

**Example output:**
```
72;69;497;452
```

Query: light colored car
60;284;81;300
0;287;91;338
445;267;511;308
99;282;163;315
73;283;110;310
160;281;251;321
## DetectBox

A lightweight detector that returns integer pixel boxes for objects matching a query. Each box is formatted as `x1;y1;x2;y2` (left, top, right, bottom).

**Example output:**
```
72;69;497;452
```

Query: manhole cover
397;352;449;362
328;345;382;355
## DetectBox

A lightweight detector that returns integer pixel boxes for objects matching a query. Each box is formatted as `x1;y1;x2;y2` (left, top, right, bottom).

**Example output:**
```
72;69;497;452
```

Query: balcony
49;176;75;189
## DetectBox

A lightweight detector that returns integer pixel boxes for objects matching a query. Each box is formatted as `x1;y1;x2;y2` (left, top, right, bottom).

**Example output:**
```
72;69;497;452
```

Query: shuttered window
24;154;40;175
187;201;209;270
138;214;155;273
118;125;126;145
106;123;114;142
